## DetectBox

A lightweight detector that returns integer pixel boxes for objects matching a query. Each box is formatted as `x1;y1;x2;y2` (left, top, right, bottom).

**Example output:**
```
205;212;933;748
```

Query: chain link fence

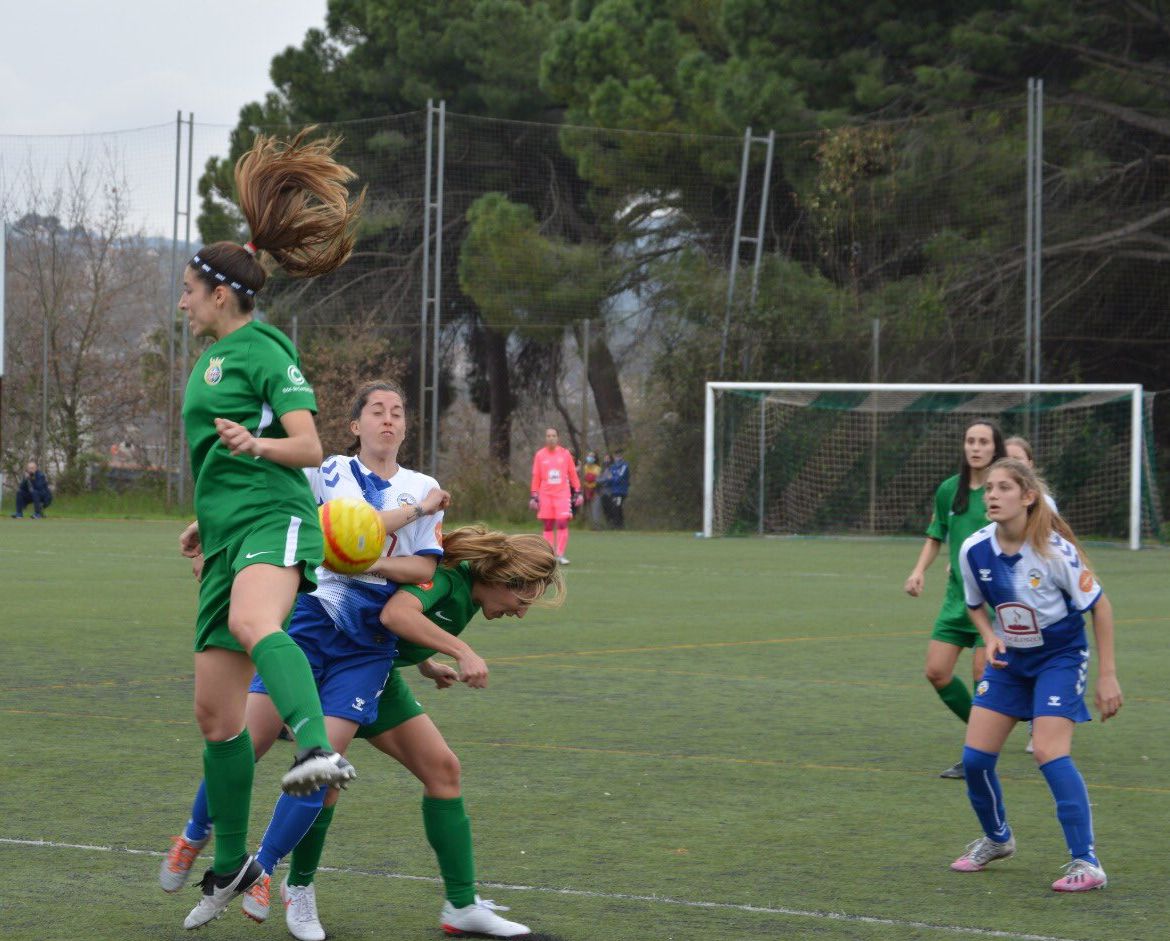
2;101;1167;534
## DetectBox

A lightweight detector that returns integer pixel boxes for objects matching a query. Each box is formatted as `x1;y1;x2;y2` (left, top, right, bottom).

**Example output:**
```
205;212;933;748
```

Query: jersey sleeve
958;539;984;608
530;452;541;493
250;337;318;418
315;456;366;503
1050;539;1103;612
925;481;949;541
400;567;455;614
405;508;445;557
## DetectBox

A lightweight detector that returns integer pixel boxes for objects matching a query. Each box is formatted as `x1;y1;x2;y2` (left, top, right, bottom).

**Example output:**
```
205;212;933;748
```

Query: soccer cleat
159;834;209;893
281;747;356;797
441;896;532;938
1052;859;1107;892
939;761;966;779
1025;720;1035;754
283;879;326;941
557;556;570;565
950;835;1016;872
183;856;263;929
241;871;270;922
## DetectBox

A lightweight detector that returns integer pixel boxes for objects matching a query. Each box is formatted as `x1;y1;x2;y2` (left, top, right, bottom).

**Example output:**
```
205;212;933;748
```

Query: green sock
423;796;476;908
251;632;330;752
937;676;972;723
204;731;255;874
288;803;335;886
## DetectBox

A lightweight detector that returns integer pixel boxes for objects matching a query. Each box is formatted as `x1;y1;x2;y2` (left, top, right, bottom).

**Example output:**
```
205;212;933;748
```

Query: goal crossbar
703;382;1146;549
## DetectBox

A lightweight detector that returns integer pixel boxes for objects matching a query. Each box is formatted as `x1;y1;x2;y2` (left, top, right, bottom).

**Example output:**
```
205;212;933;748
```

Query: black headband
191;254;257;297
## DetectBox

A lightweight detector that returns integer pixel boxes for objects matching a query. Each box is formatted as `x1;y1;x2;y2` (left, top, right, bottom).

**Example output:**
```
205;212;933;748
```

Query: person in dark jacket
599;449;630;529
13;461;52;518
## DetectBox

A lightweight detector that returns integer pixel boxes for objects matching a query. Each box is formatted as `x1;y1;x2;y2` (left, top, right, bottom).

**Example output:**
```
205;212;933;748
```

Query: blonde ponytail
442;525;565;607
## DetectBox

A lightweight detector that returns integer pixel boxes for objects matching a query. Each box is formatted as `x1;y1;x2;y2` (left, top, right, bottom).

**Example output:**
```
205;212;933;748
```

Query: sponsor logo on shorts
352;697;366;710
977;681;989;696
244;550;274;559
204;356;225;385
1048;695;1062;707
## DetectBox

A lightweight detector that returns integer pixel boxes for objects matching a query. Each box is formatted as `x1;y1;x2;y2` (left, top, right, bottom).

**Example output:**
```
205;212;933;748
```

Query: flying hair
187;126;365;312
440;525;566;607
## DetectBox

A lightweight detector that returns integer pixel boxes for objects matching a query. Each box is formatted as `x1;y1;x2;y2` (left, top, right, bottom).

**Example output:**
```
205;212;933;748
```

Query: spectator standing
600;448;630;529
580;451;603;528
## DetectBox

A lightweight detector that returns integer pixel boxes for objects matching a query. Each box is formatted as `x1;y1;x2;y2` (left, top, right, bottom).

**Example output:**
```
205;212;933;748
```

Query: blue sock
1040;755;1098;864
962;746;1012;843
184;779;212;843
255;788;327;875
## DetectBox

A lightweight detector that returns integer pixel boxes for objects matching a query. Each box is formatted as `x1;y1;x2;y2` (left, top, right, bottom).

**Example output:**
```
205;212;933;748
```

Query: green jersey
395;562;479;666
925;474;989;592
183;320;319;556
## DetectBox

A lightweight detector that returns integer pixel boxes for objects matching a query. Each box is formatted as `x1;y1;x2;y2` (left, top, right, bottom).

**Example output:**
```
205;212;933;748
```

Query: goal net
703;383;1161;549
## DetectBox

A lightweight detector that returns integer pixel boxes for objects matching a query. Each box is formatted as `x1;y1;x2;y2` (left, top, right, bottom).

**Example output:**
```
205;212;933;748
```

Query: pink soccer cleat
1052;859;1107;892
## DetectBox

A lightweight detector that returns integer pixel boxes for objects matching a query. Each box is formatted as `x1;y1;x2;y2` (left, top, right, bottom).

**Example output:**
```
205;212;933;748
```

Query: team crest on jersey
204;356;225;385
1028;568;1043;589
397;493;418;507
977;681;989;696
287;365;306;385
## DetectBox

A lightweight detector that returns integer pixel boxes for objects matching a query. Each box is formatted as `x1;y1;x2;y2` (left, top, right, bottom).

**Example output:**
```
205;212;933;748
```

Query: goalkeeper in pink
529;427;581;565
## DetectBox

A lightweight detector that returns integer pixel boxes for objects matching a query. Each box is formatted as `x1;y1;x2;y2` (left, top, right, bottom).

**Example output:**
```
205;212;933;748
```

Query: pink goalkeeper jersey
531;445;580;498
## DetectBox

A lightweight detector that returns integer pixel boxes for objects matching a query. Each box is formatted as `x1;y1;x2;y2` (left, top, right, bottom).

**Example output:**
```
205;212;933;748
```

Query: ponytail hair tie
243;241;257;256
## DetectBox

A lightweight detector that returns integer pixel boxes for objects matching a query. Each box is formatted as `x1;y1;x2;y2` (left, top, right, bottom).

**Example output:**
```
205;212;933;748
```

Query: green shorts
930;580;984;649
194;517;321;653
354;668;425;739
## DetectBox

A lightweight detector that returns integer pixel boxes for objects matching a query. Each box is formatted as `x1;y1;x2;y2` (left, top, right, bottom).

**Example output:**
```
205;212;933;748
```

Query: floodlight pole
177;112;194;506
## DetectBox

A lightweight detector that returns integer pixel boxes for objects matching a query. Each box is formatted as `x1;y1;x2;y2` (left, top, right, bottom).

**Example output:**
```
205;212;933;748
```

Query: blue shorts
249;595;396;726
972;643;1092;723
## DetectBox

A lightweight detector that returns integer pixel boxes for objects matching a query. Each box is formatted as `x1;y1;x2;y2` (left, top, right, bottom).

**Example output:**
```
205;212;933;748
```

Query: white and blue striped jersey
304;455;444;638
959;526;1101;654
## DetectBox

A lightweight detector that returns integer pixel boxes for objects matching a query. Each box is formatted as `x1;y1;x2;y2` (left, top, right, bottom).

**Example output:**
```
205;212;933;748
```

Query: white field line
0;836;1092;941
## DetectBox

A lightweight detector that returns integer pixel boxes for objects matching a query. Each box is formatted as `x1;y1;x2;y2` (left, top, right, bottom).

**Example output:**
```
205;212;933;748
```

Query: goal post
703;382;1156;550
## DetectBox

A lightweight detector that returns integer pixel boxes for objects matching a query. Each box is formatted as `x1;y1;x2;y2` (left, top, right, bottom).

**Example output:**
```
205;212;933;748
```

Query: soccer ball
319;497;386;575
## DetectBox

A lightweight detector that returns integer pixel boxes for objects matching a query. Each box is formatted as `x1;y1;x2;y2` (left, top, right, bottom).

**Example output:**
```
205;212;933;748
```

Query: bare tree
3;155;160;488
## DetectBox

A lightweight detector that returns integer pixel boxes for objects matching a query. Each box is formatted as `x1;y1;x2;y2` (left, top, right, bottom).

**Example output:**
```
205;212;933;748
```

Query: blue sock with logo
1039;755;1098;864
255;787;328;875
184;779;212;843
962;746;1012;843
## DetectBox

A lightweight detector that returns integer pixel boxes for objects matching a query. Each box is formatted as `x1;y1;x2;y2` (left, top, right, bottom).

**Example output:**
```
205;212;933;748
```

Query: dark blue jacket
18;470;52;504
601;459;629;497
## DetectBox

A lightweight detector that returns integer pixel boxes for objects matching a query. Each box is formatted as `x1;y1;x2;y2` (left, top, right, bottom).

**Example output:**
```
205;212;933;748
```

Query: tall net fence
1;102;1167;534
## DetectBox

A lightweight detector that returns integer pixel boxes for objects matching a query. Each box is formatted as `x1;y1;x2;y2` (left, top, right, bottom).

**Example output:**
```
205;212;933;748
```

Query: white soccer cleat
282;879;326;941
241;871;271;922
441;896;531;938
281;747;356;797
159;834;209;893
1052;859;1107;892
950;834;1016;872
183;856;263;929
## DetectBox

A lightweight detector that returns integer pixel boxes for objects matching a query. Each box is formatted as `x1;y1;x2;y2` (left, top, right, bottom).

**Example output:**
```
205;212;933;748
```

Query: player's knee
1031;744;1068;766
193;699;235;740
226;613;267;649
924;664;951;687
426;748;462;793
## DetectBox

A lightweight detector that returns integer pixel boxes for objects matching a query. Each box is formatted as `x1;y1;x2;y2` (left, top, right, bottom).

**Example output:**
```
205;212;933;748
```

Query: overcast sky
0;1;331;234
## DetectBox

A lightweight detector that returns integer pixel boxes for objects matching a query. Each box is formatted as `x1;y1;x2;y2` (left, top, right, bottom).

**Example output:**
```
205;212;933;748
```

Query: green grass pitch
1;519;1166;940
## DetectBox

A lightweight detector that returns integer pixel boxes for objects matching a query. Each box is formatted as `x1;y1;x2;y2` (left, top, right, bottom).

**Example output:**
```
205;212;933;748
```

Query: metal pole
178;113;194;506
718;128;752;375
747;130;775;307
1024;80;1034;387
167;110;181;503
580;318;590;452
0;223;6;507
702;383;716;537
291;313;299;348
757;395;766;535
869;318;880;533
40;279;48;464
429;100;445;478
1032;79;1043;385
1128;389;1143;550
418;100;433;470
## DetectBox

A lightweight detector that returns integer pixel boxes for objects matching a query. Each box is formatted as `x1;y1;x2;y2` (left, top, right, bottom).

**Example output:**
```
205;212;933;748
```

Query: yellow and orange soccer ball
318;497;385;575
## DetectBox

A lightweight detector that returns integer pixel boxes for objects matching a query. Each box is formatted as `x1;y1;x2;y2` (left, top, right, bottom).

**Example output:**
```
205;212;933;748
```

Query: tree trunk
484;326;513;468
577;325;630;451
